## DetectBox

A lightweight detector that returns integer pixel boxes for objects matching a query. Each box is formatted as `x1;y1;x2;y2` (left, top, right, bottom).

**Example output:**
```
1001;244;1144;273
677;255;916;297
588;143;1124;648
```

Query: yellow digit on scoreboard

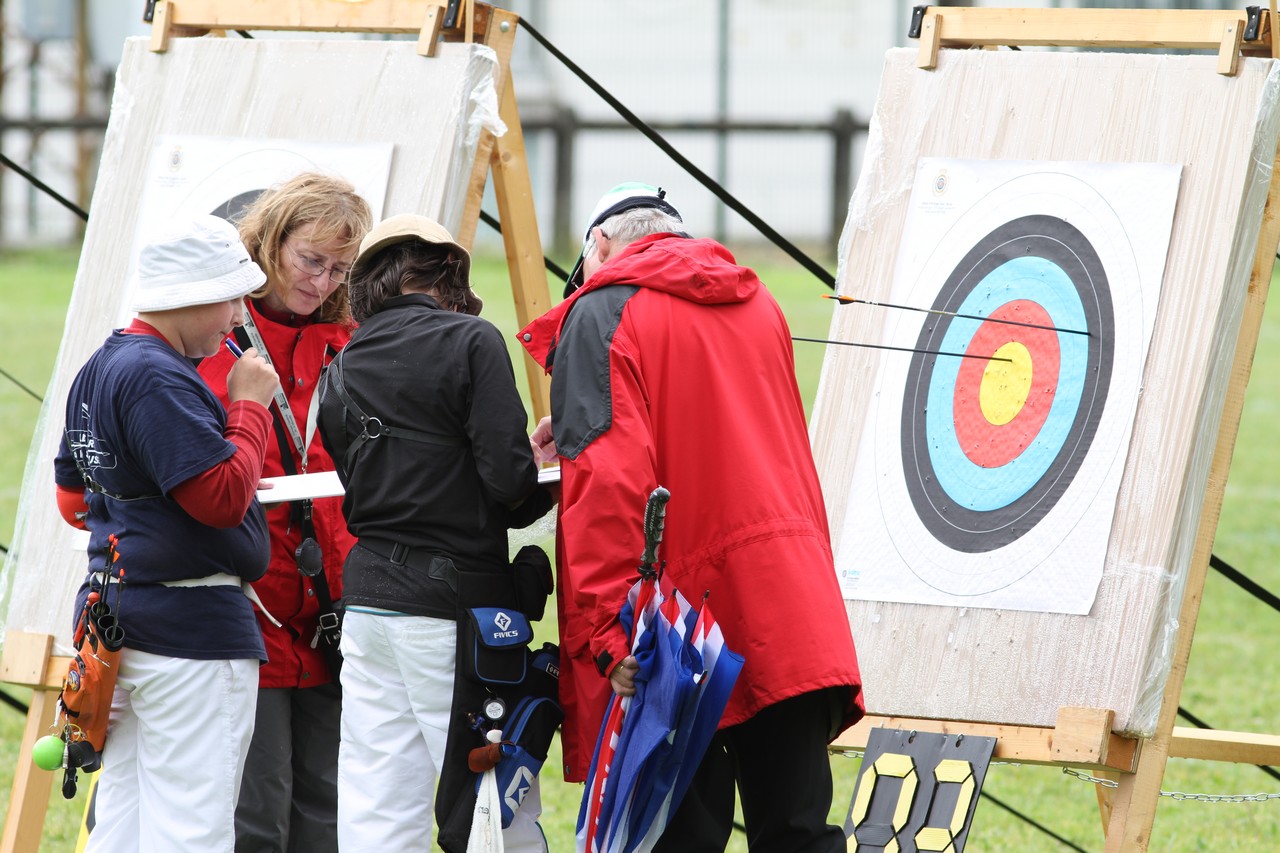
915;758;977;852
848;752;918;852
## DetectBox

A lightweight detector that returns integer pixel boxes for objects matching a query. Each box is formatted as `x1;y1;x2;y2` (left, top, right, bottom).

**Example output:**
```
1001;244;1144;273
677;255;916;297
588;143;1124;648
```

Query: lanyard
239;309;318;474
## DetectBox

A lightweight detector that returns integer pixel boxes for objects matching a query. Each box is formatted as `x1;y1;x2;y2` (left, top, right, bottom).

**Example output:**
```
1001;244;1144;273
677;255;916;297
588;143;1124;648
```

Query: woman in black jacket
317;214;553;852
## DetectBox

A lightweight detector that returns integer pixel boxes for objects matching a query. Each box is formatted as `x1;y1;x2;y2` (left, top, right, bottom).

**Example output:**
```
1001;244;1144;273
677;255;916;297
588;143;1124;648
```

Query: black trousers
234;682;341;853
653;687;848;853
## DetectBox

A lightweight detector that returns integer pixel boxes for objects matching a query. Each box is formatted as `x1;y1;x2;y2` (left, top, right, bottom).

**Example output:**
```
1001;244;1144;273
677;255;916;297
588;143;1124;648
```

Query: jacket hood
519;234;759;370
589;233;759;305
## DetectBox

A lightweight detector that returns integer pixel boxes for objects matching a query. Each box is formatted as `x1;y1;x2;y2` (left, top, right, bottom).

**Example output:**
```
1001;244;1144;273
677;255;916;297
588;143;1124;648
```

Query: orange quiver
45;533;126;798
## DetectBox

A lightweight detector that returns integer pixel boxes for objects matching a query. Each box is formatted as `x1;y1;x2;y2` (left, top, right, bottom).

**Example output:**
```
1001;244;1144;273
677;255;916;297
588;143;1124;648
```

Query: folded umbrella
576;487;744;853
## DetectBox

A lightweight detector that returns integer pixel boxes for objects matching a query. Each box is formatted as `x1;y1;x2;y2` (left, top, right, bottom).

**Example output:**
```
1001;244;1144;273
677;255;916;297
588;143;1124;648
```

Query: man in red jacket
520;183;864;851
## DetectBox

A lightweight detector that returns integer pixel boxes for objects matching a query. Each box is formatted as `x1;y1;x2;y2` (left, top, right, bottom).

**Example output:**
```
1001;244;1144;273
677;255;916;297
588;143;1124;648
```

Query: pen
224;338;244;358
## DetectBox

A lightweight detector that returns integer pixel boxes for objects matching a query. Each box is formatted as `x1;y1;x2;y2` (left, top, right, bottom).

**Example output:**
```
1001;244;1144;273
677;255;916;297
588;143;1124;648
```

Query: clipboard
255;466;561;505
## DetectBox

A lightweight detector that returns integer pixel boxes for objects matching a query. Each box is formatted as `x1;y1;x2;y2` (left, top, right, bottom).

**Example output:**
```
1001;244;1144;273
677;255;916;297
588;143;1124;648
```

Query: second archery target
836;159;1179;614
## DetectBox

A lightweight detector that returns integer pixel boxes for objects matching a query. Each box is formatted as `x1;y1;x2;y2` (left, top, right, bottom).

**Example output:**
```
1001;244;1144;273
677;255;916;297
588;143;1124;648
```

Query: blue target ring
901;215;1113;553
925;257;1089;510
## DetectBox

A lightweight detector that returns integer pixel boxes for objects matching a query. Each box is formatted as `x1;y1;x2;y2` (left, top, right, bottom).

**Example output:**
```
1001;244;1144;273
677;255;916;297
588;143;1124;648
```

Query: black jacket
317;293;551;617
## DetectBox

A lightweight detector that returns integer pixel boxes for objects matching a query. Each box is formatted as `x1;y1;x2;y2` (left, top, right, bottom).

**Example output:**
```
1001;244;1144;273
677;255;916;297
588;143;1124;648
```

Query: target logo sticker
837;160;1180;614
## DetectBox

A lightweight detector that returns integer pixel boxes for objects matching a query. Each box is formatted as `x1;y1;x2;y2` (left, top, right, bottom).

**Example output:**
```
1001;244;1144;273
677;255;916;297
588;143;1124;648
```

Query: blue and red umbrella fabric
576;487;745;853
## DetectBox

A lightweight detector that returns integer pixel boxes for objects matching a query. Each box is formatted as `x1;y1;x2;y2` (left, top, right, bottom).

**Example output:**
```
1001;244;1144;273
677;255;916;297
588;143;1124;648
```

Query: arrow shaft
831;295;1090;337
791;336;1012;363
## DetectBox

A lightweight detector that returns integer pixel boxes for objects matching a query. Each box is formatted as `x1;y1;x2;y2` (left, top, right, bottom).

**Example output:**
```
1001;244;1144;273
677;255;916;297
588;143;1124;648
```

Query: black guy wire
1177;706;1280;782
1209;554;1280;613
0;686;27;716
0;152;90;222
979;790;1094;853
516;16;838;290
1;367;43;403
478;209;572;281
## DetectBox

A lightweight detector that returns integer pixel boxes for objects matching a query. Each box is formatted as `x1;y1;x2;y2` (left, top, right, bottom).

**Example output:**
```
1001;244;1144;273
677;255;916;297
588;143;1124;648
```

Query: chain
1062;768;1280;803
1062;768;1120;788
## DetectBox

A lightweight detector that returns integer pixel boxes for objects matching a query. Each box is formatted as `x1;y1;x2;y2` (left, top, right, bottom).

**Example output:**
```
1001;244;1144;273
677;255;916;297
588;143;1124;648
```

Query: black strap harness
325;354;466;473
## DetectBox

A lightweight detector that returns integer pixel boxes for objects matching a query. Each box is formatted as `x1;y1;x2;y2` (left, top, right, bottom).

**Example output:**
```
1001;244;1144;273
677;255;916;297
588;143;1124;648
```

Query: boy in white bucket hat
54;214;282;852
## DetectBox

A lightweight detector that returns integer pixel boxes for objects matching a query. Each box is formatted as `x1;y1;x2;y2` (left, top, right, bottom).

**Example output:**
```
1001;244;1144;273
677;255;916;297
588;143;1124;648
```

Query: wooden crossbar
833;714;1280;771
832;709;1141;774
911;7;1274;75
148;0;457;33
146;0;486;57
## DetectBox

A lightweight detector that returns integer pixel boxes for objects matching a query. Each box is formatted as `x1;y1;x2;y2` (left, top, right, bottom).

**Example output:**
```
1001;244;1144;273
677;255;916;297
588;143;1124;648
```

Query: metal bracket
909;5;928;40
1245;6;1262;41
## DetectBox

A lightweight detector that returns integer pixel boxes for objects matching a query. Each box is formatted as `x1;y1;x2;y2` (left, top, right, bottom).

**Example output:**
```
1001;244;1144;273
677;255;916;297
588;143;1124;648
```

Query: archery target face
837;160;1180;614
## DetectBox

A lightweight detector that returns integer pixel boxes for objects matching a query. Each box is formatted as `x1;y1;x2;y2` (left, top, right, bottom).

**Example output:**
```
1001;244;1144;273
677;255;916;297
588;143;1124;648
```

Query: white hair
597;206;685;250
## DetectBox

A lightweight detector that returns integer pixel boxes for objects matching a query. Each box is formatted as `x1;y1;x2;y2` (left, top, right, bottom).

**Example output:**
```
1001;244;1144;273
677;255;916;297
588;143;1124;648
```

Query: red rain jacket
519;233;864;781
199;301;354;688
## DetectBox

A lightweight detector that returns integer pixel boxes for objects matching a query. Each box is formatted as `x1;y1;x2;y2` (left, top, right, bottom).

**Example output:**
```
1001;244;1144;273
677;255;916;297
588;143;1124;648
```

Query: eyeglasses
285;243;351;285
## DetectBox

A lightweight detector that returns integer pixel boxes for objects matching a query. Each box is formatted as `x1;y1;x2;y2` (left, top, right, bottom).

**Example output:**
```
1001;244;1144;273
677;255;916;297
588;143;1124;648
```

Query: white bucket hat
131;214;266;312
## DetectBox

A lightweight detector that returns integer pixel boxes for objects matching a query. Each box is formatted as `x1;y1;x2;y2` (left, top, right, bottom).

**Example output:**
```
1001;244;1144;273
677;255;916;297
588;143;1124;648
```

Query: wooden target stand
830;6;1280;852
0;2;550;850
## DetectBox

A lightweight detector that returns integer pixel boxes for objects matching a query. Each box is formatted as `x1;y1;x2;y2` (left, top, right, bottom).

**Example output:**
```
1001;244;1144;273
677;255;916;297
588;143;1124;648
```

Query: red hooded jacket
199;300;354;688
519;233;864;781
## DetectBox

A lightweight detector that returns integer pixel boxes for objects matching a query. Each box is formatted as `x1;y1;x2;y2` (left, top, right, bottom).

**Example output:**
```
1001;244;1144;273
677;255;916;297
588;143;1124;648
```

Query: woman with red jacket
198;172;371;853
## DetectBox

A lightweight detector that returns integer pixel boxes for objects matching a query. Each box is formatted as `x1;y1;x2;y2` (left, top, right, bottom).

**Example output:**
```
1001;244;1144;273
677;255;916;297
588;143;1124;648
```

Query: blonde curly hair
236;172;373;326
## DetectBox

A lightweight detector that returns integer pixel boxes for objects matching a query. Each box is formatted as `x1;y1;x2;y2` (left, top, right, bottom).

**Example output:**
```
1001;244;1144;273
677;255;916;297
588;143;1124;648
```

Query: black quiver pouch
435;549;558;852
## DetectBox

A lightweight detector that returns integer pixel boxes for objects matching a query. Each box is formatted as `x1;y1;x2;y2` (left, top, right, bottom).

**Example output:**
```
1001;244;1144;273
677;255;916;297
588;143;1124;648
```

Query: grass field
2;245;1279;851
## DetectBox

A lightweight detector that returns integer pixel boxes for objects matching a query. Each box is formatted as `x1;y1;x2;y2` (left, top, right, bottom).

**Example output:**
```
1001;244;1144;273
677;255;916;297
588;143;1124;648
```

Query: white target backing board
837;159;1179;614
810;48;1280;734
0;36;502;656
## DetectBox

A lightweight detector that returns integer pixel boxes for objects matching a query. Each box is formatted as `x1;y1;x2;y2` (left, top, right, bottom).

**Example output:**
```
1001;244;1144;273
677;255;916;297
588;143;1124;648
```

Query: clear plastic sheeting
811;49;1280;737
0;36;504;658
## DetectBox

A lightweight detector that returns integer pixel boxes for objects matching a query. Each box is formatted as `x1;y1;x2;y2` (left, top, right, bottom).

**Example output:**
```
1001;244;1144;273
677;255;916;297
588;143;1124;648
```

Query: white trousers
337;611;546;852
86;649;258;853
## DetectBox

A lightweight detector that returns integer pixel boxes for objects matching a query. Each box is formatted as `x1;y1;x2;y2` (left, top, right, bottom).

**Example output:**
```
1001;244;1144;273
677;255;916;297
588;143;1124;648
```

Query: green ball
32;735;64;771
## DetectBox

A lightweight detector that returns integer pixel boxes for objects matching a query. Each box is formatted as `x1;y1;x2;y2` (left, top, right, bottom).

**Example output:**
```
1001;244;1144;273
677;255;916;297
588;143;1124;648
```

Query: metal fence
0;106;868;253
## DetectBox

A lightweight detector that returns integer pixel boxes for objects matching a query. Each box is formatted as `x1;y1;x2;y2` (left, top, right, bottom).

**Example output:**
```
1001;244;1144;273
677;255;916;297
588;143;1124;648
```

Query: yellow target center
979;342;1033;426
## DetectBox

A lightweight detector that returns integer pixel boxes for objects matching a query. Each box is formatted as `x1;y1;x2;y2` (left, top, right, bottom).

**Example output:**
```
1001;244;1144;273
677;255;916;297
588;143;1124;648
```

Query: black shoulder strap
326;355;466;473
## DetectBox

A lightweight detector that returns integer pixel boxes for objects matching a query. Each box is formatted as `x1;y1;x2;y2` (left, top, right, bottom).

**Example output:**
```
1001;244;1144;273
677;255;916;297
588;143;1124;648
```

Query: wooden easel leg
454;8;519;250
1093;769;1117;836
1104;739;1167;851
491;72;553;422
1105;139;1280;852
1;689;58;853
448;7;552;419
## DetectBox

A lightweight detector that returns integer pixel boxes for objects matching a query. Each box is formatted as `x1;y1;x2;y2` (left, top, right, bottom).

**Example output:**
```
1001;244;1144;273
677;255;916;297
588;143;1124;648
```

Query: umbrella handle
639;486;671;574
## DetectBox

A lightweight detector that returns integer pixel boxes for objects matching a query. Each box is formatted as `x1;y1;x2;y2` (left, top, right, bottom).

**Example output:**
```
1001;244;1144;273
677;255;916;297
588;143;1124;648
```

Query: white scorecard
257;466;561;505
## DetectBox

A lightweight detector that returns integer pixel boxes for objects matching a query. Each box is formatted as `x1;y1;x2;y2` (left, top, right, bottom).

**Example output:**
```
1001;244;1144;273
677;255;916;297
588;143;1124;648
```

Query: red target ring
952;300;1060;469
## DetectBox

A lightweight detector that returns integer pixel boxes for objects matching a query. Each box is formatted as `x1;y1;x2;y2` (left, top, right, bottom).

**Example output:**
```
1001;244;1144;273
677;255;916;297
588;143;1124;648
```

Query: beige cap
351;213;472;283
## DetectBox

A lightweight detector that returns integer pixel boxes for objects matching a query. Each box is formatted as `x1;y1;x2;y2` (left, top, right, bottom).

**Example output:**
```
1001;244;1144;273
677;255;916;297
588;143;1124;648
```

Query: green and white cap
564;182;682;296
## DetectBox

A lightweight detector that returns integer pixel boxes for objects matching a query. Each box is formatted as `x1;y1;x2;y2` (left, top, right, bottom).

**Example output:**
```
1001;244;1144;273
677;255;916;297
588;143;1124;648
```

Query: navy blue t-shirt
55;331;268;661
